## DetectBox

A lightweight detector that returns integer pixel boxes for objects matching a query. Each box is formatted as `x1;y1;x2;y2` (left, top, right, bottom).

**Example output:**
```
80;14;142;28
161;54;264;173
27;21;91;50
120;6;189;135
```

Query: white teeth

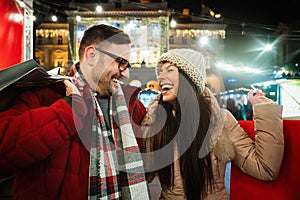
113;78;123;84
162;84;173;90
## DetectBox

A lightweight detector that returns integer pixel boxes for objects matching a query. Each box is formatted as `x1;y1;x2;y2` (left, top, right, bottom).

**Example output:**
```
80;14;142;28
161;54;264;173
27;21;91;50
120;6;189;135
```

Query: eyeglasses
95;47;131;72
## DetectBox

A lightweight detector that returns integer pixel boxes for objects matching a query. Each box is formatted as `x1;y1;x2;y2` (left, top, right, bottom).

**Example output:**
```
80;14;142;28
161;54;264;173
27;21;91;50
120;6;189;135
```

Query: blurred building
34;1;227;93
35;23;69;74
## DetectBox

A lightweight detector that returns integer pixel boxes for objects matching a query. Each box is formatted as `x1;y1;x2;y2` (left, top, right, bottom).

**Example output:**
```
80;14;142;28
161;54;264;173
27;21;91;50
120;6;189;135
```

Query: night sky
169;0;299;26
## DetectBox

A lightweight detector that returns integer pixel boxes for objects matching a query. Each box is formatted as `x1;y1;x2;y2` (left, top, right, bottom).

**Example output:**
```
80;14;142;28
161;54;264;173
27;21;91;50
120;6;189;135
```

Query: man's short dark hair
78;24;131;60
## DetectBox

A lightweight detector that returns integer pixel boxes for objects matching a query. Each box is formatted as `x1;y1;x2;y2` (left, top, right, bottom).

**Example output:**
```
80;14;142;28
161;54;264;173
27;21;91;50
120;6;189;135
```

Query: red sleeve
0;87;82;179
129;93;146;150
130;99;146;151
121;84;147;150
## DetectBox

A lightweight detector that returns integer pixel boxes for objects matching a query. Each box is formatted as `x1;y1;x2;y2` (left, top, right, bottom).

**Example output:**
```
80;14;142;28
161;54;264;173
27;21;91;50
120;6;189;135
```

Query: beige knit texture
156;48;206;93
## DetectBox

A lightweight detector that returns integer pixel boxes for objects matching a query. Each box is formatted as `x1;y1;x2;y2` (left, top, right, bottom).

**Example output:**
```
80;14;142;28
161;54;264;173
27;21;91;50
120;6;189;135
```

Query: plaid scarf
71;66;149;200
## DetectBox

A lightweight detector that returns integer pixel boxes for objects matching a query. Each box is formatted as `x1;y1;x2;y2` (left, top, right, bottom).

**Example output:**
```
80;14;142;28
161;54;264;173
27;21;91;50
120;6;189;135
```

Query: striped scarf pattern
71;67;149;200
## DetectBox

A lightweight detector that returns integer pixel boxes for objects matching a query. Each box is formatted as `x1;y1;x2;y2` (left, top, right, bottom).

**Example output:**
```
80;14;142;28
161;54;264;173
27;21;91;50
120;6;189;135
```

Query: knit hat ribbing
156;48;206;93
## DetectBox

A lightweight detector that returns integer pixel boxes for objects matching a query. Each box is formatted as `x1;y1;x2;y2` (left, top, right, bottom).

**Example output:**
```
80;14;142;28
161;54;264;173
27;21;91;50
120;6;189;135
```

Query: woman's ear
84;45;98;66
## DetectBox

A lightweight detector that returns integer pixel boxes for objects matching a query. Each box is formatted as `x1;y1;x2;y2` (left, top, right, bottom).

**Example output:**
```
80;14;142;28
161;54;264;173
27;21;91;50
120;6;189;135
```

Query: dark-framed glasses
95;47;131;72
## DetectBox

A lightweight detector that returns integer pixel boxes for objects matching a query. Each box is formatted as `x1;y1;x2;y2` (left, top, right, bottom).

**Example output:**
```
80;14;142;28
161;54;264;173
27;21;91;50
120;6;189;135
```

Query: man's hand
64;79;81;96
63;79;87;118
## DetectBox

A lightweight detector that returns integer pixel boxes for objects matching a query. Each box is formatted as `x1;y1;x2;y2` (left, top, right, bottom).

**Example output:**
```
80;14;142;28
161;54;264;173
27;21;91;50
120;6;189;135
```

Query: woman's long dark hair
152;70;214;200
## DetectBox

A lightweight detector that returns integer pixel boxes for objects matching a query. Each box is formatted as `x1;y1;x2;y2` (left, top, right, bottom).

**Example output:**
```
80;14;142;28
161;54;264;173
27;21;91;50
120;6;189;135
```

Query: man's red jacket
0;83;146;199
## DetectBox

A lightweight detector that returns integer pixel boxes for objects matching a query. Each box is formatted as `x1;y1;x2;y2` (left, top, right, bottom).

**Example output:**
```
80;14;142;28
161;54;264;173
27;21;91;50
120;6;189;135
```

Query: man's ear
84;46;97;66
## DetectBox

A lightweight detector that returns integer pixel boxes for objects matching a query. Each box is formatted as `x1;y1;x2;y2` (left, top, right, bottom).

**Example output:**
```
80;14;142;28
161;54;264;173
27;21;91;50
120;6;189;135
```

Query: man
0;24;149;200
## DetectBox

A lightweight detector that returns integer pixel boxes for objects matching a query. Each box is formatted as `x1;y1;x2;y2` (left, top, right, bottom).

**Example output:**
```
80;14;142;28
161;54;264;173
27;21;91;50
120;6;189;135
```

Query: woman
142;48;284;200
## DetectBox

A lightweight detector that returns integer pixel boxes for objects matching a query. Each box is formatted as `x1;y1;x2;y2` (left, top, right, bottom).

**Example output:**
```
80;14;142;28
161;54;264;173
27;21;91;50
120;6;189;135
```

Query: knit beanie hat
156;48;206;93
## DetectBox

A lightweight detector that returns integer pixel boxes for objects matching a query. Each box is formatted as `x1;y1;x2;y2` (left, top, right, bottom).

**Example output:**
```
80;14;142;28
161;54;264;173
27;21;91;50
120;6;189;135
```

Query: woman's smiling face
157;62;179;103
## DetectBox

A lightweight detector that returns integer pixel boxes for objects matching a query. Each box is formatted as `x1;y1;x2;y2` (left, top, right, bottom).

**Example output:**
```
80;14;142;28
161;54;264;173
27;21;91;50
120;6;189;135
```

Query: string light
170;19;176;28
76;15;81;22
214;13;221;19
176;29;226;39
51;15;57;22
36;29;68;38
96;5;103;13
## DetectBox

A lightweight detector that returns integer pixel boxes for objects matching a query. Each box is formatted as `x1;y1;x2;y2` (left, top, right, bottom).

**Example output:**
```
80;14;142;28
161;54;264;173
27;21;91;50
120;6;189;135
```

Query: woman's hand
248;89;273;106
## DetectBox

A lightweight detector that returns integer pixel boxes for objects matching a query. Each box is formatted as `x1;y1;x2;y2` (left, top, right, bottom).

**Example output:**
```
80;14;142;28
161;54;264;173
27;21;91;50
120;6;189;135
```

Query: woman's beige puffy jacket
142;89;284;200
